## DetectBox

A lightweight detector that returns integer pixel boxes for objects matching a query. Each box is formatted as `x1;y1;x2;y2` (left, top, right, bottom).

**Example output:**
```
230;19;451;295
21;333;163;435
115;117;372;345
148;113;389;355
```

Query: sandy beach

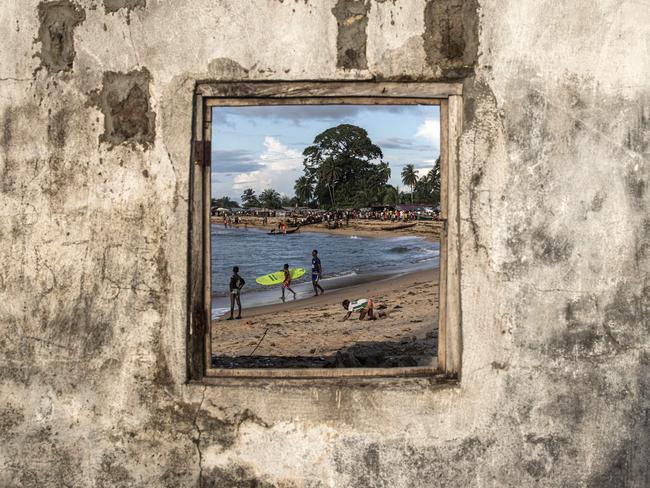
211;268;439;368
211;216;443;241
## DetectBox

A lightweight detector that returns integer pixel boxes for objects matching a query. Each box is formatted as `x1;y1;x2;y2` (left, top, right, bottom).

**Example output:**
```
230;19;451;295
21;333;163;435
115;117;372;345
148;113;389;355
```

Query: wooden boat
268;225;300;235
380;223;417;231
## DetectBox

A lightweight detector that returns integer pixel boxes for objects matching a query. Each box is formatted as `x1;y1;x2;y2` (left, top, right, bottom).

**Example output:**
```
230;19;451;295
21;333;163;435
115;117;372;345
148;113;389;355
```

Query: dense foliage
240;188;260;208
215;124;441;210
302;124;389;208
212;196;240;208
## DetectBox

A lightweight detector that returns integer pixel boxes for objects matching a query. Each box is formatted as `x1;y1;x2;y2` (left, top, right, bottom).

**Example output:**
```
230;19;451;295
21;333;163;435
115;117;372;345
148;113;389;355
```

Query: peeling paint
35;0;86;73
104;0;146;14
91;68;156;149
422;0;479;78
332;0;370;70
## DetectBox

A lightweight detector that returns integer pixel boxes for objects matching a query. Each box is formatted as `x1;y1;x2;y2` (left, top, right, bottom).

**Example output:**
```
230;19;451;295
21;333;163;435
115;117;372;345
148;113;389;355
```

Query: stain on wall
422;0;479;78
35;0;86;73
91;68;156;149
332;0;371;70
104;0;146;14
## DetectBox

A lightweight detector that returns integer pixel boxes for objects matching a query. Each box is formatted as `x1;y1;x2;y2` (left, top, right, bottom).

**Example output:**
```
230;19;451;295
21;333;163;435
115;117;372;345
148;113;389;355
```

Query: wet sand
211;268;439;368
211;216;443;241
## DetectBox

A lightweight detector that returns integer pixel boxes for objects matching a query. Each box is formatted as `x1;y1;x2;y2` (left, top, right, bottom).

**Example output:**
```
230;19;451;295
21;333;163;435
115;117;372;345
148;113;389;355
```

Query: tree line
213;124;440;210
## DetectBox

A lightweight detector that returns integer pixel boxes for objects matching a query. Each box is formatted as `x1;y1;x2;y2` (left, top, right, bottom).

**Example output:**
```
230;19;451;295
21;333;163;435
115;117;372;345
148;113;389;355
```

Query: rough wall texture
0;1;648;487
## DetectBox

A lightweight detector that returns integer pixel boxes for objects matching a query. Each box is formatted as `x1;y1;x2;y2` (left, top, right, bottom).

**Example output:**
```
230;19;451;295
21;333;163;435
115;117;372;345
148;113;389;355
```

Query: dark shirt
312;257;321;274
229;274;245;291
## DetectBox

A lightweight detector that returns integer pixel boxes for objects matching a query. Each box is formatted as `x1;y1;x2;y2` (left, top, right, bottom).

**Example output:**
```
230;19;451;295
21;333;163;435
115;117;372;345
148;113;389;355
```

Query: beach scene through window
210;104;442;368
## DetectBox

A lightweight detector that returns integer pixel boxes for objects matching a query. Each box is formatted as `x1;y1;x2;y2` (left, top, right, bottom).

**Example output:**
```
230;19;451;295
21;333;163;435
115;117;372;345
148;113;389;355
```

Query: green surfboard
255;267;306;286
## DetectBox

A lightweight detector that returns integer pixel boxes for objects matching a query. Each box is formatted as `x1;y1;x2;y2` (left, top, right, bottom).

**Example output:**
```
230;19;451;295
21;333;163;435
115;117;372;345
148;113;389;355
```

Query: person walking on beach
281;264;297;302
228;266;245;320
340;298;387;321
311;249;324;296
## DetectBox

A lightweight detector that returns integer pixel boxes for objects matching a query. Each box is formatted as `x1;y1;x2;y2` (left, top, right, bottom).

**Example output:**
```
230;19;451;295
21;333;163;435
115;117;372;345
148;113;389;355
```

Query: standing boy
281;264;297;302
228;266;245;320
311;249;324;296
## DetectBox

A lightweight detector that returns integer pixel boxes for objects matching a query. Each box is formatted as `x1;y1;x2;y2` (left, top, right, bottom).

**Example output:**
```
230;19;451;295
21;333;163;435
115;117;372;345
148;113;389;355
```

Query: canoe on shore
268;225;300;235
380;223;417;231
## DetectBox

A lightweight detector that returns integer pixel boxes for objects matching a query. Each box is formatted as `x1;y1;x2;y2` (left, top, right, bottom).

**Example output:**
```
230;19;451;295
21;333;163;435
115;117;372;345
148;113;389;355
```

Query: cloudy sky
211;104;440;202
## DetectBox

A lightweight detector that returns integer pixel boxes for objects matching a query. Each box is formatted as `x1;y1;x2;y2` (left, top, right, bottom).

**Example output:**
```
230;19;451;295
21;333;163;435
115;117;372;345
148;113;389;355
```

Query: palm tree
294;176;313;206
381;185;400;206
401;164;419;204
376;162;391;184
240;188;260;208
321;158;341;208
259;188;282;209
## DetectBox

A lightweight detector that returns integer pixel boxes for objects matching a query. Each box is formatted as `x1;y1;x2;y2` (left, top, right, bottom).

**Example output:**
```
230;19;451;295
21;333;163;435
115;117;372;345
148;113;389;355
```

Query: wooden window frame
187;81;462;382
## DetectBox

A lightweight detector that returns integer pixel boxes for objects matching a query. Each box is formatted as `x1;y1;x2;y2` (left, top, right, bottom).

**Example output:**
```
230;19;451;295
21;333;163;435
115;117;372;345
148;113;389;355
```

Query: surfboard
255;267;306;286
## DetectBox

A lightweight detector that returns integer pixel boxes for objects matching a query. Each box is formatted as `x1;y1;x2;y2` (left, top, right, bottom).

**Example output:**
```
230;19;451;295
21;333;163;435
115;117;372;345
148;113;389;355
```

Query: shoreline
213;267;438;322
211;216;442;241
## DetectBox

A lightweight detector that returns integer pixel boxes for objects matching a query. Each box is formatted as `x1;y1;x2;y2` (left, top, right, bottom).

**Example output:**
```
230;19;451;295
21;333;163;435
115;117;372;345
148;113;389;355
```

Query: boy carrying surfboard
281;264;297;302
228;266;245;320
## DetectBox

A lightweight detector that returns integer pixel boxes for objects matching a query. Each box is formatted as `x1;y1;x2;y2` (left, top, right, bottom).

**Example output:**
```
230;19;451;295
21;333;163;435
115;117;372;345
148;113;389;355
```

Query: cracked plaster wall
0;0;648;487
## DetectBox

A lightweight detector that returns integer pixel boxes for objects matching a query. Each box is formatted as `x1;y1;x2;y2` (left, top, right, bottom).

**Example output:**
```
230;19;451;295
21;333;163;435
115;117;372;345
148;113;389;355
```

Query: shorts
311;274;320;282
282;283;291;289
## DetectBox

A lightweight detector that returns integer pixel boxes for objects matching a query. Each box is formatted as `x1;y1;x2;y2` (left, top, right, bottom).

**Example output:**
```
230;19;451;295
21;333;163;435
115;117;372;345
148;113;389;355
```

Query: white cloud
415;118;441;147
232;171;271;190
410;159;439;178
232;137;303;195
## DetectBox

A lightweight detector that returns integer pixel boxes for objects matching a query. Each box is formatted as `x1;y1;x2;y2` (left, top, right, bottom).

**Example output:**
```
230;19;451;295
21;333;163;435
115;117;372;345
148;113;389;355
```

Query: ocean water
211;225;439;317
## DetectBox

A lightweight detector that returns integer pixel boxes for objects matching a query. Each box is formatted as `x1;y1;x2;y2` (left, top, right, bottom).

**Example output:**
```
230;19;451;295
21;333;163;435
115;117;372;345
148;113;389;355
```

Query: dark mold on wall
332;0;370;70
202;464;282;488
104;0;146;14
530;226;573;265
422;0;479;78
35;0;86;73
47;108;70;147
92;68;156;149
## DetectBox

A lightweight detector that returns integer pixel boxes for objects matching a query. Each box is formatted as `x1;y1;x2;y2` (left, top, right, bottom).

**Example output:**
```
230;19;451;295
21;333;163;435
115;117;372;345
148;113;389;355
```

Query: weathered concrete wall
1;1;648;486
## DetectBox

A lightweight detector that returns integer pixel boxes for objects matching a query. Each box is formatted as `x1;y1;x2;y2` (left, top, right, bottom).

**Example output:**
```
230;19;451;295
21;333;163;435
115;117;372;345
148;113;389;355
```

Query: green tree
302;124;385;209
428;158;441;200
412;157;440;205
240;188;260;208
320;158;342;208
212;196;240;209
294;176;313;206
259;188;282;209
401;164;419;204
381;184;400;206
280;195;293;207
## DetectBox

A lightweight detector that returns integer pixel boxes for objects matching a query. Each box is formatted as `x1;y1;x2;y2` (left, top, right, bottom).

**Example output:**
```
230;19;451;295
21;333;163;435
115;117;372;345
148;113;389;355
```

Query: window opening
187;82;462;381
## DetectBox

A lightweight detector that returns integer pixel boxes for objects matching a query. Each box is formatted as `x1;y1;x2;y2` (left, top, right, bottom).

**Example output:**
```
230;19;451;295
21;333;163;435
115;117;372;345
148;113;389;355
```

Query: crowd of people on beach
214;207;442;224
221;214;248;229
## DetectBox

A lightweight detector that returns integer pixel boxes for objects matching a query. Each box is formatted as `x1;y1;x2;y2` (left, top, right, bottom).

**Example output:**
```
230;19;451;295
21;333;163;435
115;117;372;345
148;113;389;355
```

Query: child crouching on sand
340;298;387;321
